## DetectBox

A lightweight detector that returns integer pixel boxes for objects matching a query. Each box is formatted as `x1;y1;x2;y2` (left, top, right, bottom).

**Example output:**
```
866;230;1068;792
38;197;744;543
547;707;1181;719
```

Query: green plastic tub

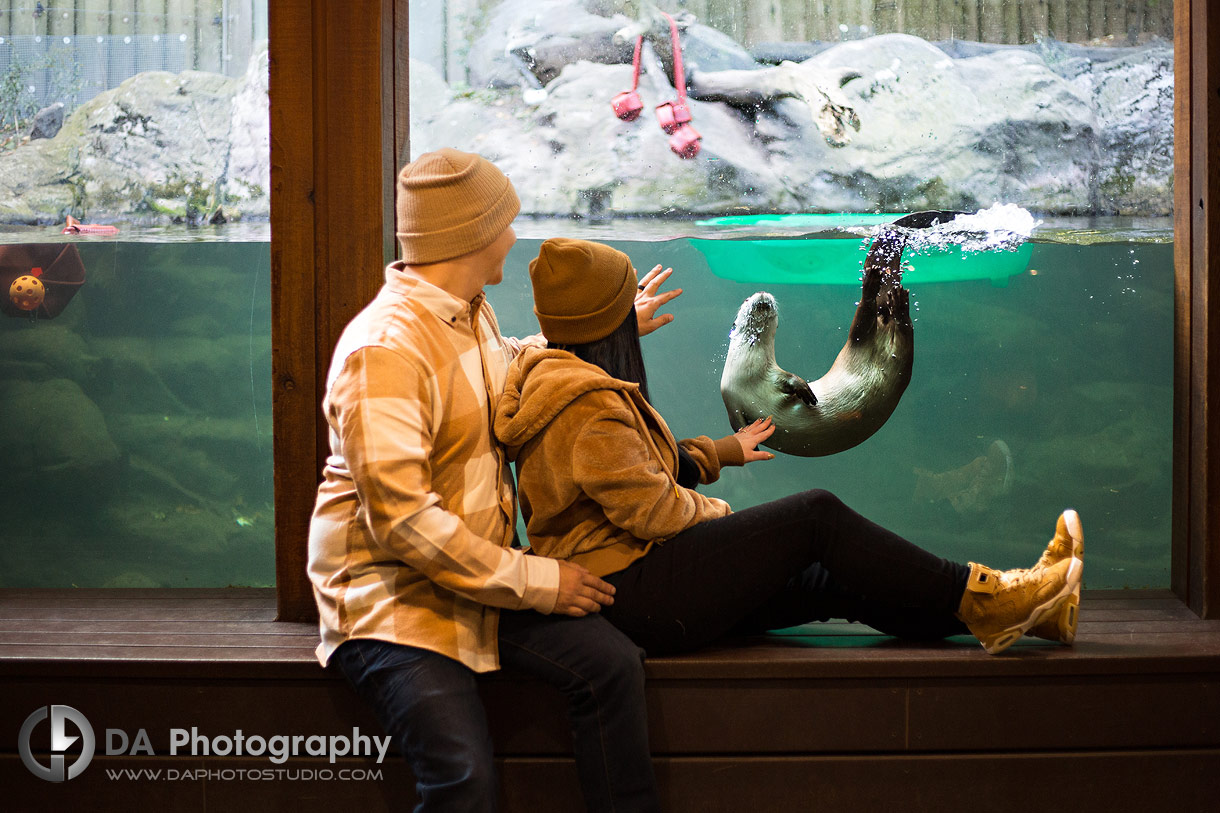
690;213;1034;286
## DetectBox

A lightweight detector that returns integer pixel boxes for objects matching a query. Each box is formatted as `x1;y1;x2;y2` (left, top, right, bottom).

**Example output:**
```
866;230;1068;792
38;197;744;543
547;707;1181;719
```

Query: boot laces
996;566;1050;591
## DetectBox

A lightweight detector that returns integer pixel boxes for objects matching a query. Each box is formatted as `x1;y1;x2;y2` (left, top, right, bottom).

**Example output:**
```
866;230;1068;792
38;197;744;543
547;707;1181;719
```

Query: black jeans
601;489;972;655
333;611;659;813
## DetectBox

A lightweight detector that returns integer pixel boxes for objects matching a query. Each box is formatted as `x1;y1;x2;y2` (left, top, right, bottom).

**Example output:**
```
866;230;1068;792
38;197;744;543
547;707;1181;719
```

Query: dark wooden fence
0;1;264;77
0;2;264;129
664;0;1175;46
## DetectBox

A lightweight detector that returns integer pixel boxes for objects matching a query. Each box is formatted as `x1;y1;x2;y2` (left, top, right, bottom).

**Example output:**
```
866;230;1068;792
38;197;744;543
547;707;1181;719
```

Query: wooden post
998;0;1018;42
48;2;73;39
226;0;254;76
30;0;50;37
1104;0;1124;41
821;0;840;40
1067;0;1087;42
844;0;869;37
704;0;732;39
110;0;136;89
1087;0;1105;41
195;0;221;73
166;0;197;71
871;0;899;36
1173;0;1220;620
1126;0;1145;43
802;0;824;42
903;0;931;40
934;0;957;41
779;0;807;43
77;1;108;99
1022;0;1050;42
388;0;401;261
270;0;387;622
1048;0;1069;40
960;0;980;42
393;0;407;170
743;0;778;46
1160;0;1175;39
445;0;478;84
136;0;165;71
979;0;1003;42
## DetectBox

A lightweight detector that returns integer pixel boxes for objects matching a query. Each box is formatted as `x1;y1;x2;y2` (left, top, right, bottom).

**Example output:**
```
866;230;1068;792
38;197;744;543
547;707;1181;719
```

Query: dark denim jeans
602;489;972;655
332;611;659;813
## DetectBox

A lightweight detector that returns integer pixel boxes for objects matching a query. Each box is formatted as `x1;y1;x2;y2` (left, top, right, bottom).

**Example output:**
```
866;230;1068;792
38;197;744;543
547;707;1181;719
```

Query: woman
495;238;1083;656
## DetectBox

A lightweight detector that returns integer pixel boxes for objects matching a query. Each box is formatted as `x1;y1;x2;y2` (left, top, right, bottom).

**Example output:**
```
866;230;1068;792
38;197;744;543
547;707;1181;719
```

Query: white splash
856;203;1040;255
946;203;1040;250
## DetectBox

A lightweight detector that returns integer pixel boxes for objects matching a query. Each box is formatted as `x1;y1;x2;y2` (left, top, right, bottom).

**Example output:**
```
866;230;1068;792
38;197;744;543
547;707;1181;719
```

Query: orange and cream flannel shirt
307;263;559;672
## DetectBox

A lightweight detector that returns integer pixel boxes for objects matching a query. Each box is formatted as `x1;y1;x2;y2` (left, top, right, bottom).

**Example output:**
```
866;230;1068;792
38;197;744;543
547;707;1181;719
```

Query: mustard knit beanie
529;238;638;344
395;148;521;264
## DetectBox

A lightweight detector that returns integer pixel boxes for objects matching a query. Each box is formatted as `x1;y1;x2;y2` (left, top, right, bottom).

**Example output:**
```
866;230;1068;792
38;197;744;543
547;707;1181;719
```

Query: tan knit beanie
529;238;638;344
395;148;521;264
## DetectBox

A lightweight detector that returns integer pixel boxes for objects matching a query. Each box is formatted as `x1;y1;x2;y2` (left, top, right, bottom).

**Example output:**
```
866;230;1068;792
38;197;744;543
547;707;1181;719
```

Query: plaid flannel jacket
308;263;559;672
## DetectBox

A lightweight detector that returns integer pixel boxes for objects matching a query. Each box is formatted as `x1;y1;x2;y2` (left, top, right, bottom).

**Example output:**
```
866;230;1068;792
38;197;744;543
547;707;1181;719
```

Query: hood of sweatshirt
495;347;641;454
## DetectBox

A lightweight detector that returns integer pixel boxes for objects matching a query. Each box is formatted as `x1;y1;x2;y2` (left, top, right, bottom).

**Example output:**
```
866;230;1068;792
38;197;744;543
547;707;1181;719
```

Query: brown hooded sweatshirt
495;347;745;577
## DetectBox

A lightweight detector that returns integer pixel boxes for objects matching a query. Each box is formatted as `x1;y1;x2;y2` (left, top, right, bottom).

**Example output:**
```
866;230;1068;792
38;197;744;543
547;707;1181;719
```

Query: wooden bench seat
3;588;1218;812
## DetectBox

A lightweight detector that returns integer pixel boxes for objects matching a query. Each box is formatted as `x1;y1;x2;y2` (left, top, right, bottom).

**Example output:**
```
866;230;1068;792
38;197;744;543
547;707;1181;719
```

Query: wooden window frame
268;0;1218;623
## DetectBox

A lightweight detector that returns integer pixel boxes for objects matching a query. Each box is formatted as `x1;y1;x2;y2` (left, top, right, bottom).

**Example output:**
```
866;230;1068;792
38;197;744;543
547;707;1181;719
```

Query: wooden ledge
4;588;1217;811
1;587;1218;681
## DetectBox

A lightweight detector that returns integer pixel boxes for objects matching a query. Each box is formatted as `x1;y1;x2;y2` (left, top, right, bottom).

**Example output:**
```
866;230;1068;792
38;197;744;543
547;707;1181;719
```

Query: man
307;148;677;812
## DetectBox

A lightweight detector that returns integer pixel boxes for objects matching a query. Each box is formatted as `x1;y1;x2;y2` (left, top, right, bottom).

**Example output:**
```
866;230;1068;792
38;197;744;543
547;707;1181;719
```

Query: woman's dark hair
549;310;650;402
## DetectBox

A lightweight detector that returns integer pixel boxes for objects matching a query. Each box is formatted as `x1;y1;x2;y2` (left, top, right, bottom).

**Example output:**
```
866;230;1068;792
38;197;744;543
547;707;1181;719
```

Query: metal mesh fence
0;33;187;123
0;2;264;133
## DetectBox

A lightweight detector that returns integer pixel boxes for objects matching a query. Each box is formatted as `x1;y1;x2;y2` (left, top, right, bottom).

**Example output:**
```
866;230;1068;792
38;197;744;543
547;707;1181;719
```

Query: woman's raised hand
634;264;682;336
734;416;776;463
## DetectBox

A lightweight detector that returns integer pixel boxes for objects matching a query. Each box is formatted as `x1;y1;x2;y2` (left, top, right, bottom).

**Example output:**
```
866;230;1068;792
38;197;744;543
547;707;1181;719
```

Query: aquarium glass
0;2;271;588
495;223;1173;590
409;1;1175;591
0;229;273;587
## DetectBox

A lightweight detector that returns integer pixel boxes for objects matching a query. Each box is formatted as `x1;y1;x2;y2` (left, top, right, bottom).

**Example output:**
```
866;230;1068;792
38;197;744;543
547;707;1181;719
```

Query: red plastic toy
62;215;119;236
609;12;701;159
655;13;700;158
611;36;645;121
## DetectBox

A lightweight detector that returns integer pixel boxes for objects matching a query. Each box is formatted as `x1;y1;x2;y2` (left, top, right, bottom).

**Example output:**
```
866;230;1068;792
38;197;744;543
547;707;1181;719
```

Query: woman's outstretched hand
734;417;777;463
553;560;616;616
635;264;682;336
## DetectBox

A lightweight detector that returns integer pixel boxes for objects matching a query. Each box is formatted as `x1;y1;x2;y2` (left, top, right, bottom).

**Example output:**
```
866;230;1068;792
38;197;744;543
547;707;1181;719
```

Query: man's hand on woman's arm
553;560;617;617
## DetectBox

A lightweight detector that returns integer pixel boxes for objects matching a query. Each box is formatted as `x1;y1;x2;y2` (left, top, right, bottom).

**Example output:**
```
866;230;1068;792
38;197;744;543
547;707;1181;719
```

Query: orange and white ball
9;275;45;311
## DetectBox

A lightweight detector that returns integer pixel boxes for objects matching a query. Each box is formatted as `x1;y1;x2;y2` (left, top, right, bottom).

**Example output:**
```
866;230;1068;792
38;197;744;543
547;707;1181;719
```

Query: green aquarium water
0;220;1172;591
0;232;274;588
501;223;1173;591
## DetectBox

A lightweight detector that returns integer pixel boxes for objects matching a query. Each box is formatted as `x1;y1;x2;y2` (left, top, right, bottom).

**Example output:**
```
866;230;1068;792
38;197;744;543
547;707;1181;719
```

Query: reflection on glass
411;1;1174;590
0;3;271;587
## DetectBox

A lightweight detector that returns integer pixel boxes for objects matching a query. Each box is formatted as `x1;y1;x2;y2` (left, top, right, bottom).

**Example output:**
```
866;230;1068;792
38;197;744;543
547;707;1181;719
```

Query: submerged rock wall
0;244;273;588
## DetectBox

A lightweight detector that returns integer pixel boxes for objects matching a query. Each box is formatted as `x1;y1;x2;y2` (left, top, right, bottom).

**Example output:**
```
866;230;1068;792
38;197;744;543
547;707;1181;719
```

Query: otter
720;211;959;456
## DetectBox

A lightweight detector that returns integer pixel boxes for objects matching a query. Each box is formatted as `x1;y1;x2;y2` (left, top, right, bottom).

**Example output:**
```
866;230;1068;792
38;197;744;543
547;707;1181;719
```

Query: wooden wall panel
1190;0;1219;619
1174;0;1220;620
6;750;1217;812
269;0;386;621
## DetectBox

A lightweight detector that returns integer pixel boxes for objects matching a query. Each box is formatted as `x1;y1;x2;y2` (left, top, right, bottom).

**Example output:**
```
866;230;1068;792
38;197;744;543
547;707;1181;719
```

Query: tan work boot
1028;510;1084;643
956;556;1083;655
